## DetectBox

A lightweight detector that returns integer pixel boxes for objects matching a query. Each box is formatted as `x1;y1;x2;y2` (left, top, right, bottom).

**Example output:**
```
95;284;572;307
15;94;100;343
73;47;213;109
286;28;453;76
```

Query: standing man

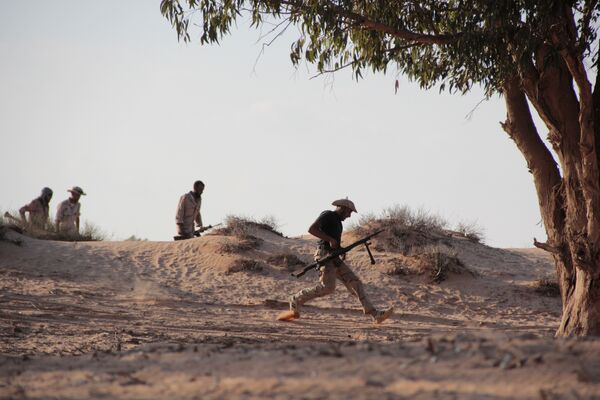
175;180;204;239
19;187;53;229
56;186;86;235
278;198;394;324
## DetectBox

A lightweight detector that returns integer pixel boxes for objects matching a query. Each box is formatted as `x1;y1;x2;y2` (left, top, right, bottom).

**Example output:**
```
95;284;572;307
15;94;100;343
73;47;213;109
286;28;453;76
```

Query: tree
160;0;600;336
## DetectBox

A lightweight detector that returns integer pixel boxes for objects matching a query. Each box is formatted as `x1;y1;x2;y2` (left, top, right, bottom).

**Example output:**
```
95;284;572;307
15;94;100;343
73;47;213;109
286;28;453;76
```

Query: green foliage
160;0;599;95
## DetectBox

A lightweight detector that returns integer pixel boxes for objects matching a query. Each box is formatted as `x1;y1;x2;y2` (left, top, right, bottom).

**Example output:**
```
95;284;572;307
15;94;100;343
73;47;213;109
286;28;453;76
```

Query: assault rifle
291;229;385;278
173;223;222;241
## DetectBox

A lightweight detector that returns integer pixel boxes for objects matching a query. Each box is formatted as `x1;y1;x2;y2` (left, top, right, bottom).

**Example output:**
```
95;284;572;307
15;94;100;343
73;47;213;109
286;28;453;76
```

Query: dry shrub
533;278;560;297
219;235;263;253
415;246;474;283
38;221;106;242
384;205;448;232
0;222;22;246
125;235;148;241
213;215;284;237
454;221;485;243
267;253;306;270
226;259;264;275
1;211;105;242
76;221;107;241
385;258;411;276
353;205;449;255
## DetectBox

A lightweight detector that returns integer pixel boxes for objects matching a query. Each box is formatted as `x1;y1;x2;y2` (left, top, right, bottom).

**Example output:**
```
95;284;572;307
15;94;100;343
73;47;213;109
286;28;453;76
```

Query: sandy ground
1;226;599;399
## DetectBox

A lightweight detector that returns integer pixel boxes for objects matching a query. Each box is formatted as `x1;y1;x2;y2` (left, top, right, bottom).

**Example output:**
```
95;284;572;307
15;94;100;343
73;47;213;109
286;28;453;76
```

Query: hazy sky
0;1;548;247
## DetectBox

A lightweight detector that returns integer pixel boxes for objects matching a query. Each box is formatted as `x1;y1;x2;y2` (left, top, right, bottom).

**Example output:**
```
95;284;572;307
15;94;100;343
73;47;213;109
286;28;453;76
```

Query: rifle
3;211;22;225
173;223;222;241
291;229;385;278
193;223;222;236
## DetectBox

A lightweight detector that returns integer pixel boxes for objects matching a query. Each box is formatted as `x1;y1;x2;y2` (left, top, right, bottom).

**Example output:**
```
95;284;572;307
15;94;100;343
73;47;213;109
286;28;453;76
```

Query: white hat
332;198;357;213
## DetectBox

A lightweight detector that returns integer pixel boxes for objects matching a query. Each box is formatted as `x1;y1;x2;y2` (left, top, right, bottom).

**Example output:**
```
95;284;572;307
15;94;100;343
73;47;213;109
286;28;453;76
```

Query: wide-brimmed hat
332;198;357;213
68;186;86;196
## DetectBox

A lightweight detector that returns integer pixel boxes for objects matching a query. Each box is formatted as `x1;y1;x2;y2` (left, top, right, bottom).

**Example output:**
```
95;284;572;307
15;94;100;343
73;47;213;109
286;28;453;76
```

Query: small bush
78;221;107;241
41;221;106;242
226;259;264;275
267;253;306;270
415;246;474;283
219;235;263;253
125;235;148;241
385;258;411;276
5;215;106;242
213;215;284;238
352;205;450;255
386;205;447;231
454;221;485;243
533;278;561;297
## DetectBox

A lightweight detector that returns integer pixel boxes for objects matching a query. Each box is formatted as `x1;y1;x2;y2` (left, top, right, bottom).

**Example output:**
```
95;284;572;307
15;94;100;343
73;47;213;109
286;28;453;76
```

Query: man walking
175;180;204;239
19;187;53;229
278;198;394;324
55;186;86;235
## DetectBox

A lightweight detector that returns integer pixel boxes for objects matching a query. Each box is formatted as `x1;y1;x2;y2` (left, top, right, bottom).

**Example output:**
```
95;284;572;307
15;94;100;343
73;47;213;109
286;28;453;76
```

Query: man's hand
329;239;339;249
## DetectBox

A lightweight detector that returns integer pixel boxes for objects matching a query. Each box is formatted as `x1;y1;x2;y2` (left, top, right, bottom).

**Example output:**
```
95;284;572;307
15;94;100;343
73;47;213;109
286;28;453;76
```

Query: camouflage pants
291;248;375;315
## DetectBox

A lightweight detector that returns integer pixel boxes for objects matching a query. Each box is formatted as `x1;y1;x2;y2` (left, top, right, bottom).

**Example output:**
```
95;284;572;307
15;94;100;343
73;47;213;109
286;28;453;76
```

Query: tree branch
501;77;565;246
280;0;460;45
533;238;562;254
252;19;293;74
308;43;419;79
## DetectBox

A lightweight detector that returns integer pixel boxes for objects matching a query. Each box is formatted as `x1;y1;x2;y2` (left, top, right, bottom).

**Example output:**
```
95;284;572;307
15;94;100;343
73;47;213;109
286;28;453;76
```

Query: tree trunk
556;269;600;335
502;77;600;336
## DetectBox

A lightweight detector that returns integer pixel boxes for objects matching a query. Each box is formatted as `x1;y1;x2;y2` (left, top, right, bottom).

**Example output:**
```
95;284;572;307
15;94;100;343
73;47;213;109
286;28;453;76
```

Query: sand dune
1;226;599;399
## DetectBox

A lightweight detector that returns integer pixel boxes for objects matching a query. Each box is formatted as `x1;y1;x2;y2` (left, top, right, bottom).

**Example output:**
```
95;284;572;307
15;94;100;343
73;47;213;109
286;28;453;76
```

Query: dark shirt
316;210;343;250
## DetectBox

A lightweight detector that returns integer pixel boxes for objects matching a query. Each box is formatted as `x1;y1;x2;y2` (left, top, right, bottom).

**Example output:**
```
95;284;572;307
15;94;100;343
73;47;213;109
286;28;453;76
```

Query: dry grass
225;259;264;275
33;221;107;242
125;235;148;241
415;246;474;283
385;258;411;276
214;215;285;254
266;253;306;271
533;278;561;297
352;205;450;255
454;221;485;243
2;210;107;242
76;221;107;241
219;235;263;253
385;246;474;284
213;215;284;238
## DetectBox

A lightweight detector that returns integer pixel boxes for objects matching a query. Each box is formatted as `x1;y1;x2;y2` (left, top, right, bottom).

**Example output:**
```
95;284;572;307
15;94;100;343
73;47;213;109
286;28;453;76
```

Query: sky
0;1;548;247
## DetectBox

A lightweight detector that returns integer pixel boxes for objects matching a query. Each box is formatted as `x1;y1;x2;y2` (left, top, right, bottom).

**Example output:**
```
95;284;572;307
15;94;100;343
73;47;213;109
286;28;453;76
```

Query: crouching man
19;187;53;229
175;180;204;240
56;186;86;236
